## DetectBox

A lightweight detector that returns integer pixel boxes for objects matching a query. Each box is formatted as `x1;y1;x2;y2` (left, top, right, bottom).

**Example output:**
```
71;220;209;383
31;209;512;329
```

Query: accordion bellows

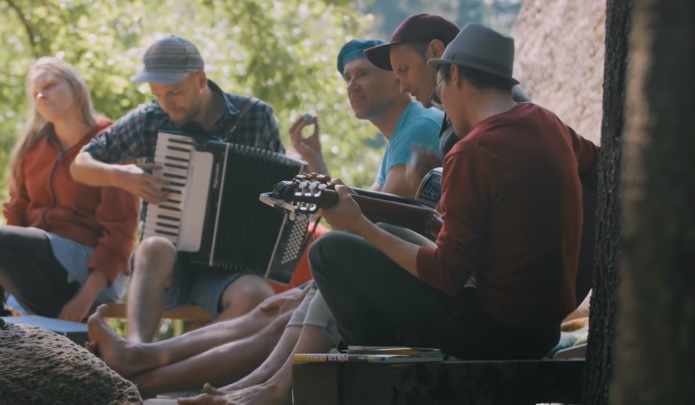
143;131;309;284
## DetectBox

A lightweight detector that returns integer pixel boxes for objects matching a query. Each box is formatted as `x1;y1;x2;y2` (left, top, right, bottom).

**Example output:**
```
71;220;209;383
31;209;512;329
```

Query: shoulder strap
225;97;259;136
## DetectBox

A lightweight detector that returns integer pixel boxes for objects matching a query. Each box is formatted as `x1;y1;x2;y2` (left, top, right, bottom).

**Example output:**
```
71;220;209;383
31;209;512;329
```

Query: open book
293;346;444;364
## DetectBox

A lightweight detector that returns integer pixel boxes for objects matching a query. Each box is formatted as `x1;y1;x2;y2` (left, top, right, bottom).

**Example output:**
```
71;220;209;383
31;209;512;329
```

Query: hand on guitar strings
114;162;170;204
317;184;369;233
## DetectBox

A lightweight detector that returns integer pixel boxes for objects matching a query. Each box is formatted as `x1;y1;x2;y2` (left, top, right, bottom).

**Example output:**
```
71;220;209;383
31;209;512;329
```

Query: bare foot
87;304;152;377
177;382;290;405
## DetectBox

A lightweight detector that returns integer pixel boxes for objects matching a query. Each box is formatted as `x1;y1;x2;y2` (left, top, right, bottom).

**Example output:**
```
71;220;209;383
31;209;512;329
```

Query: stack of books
293;346;444;363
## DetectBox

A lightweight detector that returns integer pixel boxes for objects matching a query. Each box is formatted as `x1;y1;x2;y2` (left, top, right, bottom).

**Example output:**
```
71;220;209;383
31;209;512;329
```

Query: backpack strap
225;97;258;136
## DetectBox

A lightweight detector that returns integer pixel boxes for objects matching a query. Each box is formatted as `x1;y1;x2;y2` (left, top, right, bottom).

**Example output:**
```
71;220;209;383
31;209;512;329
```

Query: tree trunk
612;0;695;403
581;0;632;404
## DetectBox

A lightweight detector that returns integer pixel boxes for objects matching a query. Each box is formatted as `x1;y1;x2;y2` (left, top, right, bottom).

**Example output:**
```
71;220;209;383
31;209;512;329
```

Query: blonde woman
0;57;139;322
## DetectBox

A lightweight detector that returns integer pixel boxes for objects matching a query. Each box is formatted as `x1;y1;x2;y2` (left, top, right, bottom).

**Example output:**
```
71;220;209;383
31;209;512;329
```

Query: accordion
142;131;310;284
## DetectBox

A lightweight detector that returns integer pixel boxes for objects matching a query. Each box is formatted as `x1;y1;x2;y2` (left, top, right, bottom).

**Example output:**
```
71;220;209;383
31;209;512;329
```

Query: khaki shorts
287;285;342;345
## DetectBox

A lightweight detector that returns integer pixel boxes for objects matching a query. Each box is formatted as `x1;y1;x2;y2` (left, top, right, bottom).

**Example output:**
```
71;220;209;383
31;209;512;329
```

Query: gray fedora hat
428;23;519;85
132;36;205;84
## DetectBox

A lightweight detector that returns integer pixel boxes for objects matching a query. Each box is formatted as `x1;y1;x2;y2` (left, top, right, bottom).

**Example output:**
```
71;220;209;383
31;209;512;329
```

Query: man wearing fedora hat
71;36;283;343
365;13;531;193
308;23;600;360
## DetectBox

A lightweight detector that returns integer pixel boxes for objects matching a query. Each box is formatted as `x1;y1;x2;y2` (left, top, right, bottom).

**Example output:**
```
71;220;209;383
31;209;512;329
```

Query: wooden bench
102;303;212;332
292;359;584;405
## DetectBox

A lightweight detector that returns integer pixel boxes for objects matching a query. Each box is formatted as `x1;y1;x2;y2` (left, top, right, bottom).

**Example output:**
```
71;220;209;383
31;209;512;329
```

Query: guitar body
351;188;441;240
416;167;443;209
260;170;444;240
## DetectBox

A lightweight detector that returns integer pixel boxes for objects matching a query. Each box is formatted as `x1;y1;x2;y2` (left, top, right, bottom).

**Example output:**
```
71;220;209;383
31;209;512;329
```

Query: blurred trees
362;0;523;36
0;0;525;219
0;0;381;214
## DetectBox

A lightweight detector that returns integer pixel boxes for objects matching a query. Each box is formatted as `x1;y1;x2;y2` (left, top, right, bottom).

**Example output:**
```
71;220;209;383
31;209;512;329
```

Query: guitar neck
347;193;442;239
268;175;443;239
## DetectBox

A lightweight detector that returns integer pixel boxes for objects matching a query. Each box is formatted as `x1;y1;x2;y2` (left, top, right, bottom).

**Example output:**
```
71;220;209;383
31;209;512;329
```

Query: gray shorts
130;254;243;317
287;286;342;345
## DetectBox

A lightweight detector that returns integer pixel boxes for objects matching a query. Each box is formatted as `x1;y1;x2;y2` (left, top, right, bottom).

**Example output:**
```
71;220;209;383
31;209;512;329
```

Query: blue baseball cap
336;39;385;74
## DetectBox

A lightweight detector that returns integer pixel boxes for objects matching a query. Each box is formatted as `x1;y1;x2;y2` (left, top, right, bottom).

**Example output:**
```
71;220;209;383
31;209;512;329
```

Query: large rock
0;320;142;404
512;0;606;144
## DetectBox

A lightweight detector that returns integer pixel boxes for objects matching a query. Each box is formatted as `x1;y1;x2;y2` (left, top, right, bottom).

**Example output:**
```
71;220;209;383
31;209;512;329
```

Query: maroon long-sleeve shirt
416;103;599;328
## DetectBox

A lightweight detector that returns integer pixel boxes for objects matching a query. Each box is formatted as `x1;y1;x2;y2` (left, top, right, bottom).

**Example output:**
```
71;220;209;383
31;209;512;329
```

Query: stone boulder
0;319;142;404
512;0;606;144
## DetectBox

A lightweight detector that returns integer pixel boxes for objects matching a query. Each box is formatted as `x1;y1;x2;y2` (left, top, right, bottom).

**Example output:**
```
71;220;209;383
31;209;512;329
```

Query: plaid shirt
82;80;284;162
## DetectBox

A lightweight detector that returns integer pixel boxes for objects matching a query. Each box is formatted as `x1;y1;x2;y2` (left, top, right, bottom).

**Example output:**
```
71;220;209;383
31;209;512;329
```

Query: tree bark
612;0;695;403
582;0;632;404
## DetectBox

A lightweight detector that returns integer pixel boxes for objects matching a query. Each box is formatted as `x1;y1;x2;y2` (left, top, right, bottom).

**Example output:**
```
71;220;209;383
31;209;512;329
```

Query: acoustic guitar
260;172;443;240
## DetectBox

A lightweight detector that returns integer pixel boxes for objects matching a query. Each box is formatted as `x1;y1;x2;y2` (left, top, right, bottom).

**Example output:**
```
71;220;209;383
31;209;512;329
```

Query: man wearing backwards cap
365;13;531;193
71;36;283;343
290;38;443;198
310;23;600;360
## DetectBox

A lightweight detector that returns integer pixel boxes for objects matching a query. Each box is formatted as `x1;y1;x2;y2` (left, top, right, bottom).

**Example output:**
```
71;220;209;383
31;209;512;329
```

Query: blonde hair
9;57;98;189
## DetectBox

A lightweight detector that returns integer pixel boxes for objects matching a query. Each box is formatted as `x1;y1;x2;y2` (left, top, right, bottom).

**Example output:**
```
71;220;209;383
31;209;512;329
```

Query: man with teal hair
290;38;443;198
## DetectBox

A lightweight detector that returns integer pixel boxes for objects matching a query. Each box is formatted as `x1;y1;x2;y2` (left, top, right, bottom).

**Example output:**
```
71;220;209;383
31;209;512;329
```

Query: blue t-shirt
376;102;443;186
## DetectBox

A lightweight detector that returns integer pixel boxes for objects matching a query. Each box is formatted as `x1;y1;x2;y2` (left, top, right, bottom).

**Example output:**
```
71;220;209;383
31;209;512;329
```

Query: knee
308;232;354;278
220;276;274;313
137;236;176;256
308;232;336;272
133;236;177;277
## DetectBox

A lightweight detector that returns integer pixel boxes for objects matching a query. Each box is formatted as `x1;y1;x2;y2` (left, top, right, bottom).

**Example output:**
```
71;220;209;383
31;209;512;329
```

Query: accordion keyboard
142;132;213;252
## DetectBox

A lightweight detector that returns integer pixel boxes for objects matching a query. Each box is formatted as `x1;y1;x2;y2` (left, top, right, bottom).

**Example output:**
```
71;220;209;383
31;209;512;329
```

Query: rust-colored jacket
2;118;139;284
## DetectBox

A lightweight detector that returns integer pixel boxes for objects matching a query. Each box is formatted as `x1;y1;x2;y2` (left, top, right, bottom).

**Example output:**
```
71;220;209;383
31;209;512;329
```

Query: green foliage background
0;0;523;221
0;0;521;337
0;0;383;219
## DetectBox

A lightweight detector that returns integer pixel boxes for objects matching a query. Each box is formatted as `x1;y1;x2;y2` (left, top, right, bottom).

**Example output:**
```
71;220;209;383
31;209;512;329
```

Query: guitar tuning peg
308;182;318;190
289;211;296;221
298;180;308;189
318;183;327;190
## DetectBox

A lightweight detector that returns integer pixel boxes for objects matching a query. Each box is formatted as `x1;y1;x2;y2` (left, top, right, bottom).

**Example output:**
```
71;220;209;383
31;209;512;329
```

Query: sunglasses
427;74;445;110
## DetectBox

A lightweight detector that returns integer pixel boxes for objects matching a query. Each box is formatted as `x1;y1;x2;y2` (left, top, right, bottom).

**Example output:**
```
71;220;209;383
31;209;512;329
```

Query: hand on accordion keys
113;162;170;204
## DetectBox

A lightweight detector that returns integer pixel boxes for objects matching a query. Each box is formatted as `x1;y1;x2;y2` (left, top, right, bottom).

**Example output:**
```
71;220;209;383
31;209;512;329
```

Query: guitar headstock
260;173;339;220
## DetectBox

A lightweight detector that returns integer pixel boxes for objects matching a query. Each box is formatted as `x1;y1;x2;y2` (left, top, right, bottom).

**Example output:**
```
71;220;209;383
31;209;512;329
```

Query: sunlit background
0;0;524;221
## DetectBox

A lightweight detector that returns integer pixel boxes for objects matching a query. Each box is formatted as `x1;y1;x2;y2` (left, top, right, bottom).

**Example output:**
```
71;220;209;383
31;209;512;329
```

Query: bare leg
213;286;315;391
87;296;295;377
217;274;275;321
133;309;293;398
180;325;334;405
219;326;301;391
127;236;177;342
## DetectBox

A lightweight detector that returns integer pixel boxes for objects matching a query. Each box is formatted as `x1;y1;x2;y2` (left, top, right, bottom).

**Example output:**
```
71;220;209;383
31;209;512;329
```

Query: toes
84;341;98;355
95;304;108;316
178;393;210;404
